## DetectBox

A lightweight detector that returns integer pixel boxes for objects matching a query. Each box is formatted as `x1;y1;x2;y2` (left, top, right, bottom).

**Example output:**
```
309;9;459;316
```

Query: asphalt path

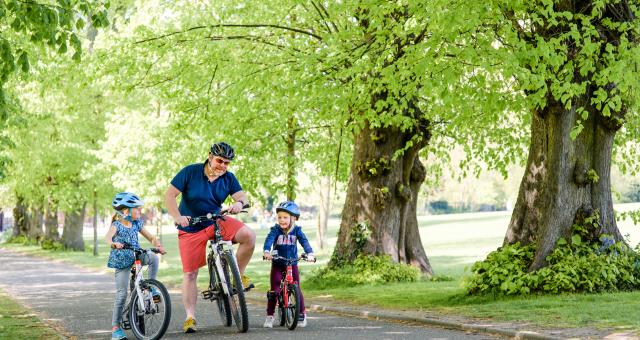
0;248;499;339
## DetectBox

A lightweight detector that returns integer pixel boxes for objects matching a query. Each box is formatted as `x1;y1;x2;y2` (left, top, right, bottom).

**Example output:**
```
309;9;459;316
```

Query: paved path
0;248;498;339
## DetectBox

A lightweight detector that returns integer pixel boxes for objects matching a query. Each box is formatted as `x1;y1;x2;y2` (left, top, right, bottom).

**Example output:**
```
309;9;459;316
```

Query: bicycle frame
124;246;161;313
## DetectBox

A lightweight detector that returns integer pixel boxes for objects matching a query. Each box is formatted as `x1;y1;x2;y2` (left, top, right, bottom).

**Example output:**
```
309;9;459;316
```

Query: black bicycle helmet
210;142;235;160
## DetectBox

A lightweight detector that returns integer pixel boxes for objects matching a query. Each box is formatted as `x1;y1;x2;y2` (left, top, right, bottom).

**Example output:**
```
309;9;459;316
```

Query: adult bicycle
184;206;252;333
120;244;171;340
264;252;315;330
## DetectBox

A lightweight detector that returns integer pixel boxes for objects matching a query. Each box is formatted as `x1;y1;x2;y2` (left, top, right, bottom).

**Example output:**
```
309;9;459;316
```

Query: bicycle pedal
122;319;131;330
202;290;213;300
244;283;255;292
153;295;161;303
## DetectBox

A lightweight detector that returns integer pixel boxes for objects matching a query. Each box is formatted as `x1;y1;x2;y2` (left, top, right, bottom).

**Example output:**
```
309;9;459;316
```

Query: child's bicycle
119;244;171;340
264;252;315;330
183;206;253;333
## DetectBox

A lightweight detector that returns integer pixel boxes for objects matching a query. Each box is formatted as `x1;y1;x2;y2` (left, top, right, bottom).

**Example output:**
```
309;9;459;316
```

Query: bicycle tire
284;283;301;330
222;251;249;333
209;254;231;326
128;279;171;340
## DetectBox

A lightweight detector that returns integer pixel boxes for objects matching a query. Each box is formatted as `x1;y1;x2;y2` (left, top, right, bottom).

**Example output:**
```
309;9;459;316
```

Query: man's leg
182;270;199;318
233;225;256;274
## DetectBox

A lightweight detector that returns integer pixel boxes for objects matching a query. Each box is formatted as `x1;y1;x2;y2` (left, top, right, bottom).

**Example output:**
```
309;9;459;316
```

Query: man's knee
235;226;256;245
183;271;198;282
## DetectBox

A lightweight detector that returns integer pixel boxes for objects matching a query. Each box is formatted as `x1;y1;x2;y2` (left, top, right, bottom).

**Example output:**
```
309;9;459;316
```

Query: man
165;142;256;333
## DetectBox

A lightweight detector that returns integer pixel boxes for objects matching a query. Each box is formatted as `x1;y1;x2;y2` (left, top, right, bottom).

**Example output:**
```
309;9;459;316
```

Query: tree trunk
61;202;87;251
93;190;98;256
286;115;297;201
44;199;59;241
27;206;44;240
316;176;331;250
331;121;433;275
505;98;622;270
12;196;28;237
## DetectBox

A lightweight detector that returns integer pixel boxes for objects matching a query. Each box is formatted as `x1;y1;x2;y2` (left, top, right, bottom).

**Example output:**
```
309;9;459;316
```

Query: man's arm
229;191;249;213
165;184;189;227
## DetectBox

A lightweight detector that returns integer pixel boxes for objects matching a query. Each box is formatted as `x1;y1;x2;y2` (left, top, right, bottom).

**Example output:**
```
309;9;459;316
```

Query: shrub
465;229;640;295
306;254;421;289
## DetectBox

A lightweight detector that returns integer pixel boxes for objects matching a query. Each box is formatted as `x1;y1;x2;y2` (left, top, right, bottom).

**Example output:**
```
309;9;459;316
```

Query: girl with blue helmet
262;200;315;328
105;192;165;340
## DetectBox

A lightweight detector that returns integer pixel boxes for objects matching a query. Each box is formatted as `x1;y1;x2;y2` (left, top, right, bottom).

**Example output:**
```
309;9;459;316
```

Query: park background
3;0;640;337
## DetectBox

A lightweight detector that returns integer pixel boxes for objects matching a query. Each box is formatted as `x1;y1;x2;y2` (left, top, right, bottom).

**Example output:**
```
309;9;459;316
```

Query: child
105;192;165;340
262;200;315;328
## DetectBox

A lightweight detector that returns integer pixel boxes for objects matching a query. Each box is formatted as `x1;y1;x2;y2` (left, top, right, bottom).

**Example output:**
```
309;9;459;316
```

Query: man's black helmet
210;142;235;160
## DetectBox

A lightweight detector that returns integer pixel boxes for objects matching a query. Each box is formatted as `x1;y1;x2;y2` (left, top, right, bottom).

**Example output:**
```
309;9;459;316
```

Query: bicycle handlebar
119;242;165;255
263;253;316;263
179;203;252;227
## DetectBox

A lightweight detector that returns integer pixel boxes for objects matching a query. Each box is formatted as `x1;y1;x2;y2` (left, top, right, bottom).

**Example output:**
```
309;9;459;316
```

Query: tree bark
316;176;331;250
286;115;297;201
505;98;622;270
27;206;44;240
61;202;87;251
44;199;59;241
12;195;28;237
331;120;433;275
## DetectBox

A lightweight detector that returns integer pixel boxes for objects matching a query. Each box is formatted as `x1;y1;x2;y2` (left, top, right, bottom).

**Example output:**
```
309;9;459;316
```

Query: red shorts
178;216;245;273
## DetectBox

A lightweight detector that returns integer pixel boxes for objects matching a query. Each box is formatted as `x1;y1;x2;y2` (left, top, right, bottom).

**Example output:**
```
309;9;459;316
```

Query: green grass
0;290;61;339
3;208;640;333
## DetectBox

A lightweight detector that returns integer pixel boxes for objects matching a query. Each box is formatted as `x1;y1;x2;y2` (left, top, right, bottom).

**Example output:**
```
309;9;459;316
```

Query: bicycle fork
134;259;157;313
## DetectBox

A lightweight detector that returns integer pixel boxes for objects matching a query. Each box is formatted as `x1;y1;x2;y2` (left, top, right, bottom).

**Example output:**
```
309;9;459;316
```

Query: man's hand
174;215;190;227
228;201;244;214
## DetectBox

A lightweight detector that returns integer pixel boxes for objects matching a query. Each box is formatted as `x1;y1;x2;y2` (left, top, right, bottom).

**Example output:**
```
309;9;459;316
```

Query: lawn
3;205;640;333
0;290;63;339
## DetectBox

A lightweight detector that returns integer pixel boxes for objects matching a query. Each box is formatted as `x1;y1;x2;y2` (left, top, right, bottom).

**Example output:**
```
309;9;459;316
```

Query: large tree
492;0;640;270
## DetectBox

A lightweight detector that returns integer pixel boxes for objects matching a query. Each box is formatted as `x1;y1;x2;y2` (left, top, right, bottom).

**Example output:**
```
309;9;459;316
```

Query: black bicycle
119;244;171;340
183;206;252;333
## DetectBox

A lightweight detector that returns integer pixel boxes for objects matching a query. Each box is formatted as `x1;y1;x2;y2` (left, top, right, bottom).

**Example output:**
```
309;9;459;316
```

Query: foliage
306;254;420;290
465;228;640;295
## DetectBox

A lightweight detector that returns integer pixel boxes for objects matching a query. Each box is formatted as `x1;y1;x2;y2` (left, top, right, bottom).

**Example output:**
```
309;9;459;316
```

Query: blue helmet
112;192;144;210
276;201;300;218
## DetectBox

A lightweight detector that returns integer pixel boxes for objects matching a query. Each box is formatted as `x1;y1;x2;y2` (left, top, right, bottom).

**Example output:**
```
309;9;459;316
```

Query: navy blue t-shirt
171;161;242;232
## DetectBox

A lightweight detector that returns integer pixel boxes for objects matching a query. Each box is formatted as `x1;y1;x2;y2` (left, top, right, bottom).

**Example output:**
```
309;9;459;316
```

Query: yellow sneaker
241;274;253;290
183;317;197;333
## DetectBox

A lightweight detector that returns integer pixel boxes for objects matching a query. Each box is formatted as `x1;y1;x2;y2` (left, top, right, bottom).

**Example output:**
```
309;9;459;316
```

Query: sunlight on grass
4;205;640;332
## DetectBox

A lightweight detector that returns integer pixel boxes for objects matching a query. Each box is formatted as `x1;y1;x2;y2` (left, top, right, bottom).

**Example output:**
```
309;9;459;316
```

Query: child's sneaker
111;327;127;340
298;313;307;328
263;315;274;328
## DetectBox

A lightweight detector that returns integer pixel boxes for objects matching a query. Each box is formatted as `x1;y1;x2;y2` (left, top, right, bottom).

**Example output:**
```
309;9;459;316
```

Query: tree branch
135;23;322;45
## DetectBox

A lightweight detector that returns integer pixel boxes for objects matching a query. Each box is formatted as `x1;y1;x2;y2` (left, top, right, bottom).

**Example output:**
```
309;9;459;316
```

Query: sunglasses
213;157;231;166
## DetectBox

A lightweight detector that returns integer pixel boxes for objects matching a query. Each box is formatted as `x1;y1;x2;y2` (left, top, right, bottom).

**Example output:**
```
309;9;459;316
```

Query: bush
465;232;640;295
306;254;421;289
41;239;65;251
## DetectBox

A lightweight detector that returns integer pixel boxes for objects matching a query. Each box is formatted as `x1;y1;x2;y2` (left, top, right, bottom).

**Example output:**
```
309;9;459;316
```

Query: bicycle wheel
129;279;171;340
222;251;249;333
284;283;301;330
209;255;231;326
